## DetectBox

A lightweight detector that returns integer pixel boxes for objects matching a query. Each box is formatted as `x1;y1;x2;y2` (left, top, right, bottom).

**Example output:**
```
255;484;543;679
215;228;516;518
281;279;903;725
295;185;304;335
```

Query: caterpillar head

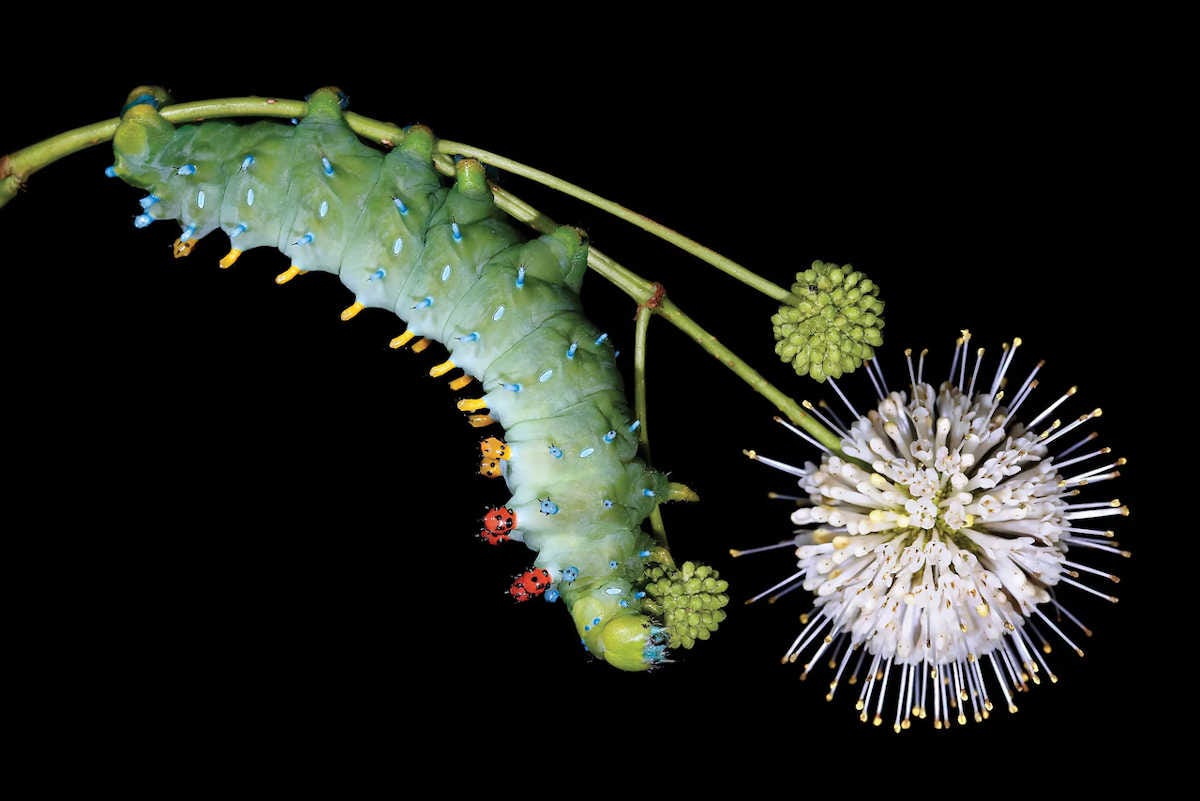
112;99;175;182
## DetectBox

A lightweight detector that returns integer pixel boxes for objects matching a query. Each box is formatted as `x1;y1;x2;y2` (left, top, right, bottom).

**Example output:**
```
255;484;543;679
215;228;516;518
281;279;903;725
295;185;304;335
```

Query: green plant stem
653;299;847;455
1;97;845;459
436;139;798;304
633;307;671;550
634;305;653;464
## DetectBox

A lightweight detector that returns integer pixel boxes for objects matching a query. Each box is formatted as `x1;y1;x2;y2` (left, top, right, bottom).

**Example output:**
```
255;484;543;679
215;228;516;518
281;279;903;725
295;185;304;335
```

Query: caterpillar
3;80;1136;706
71;85;727;671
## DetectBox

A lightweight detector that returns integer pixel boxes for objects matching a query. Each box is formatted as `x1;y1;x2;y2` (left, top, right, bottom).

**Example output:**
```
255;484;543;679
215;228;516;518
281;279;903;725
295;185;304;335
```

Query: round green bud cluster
643;561;729;649
772;260;885;382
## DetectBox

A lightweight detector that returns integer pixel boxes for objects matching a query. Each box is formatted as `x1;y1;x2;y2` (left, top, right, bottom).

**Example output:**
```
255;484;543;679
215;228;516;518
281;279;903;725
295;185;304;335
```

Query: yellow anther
429;360;456;378
467;414;495;428
340;301;365;321
448;375;474;391
219;248;242;269
411;338;431;353
275;265;302;284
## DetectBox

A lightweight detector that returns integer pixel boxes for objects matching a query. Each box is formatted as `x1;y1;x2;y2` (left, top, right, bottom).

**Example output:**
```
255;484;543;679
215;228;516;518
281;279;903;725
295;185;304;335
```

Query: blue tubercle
545;588;560;603
539;498;559;516
493;306;505;321
502;382;522;393
133;214;153;228
579;448;594;458
602;499;613;509
120;93;161;114
566;342;578;359
516;266;526;288
295;232;314;246
643;645;666;663
594;333;608;346
639;550;651;558
603;430;617;443
609;560;619;569
393;197;409;215
451;222;462;242
629;420;641;432
635;591;646;599
394;237;405;256
548;445;563;459
139;194;159;209
369;268;386;281
619;599;630;608
229;223;247;238
562;566;579;582
412;296;434;310
180;224;196;241
321;156;334;176
104;165;117;178
538;369;553;383
643;489;656;497
176;163;196;176
241;154;255;171
458;332;479;343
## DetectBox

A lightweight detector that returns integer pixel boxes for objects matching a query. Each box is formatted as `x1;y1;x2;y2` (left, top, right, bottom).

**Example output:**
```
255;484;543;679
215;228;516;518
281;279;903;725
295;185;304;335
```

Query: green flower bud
772;260;886;382
642;561;730;649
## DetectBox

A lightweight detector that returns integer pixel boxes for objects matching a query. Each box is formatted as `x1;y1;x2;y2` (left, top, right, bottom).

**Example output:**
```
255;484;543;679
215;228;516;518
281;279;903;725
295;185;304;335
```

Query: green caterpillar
103;86;726;670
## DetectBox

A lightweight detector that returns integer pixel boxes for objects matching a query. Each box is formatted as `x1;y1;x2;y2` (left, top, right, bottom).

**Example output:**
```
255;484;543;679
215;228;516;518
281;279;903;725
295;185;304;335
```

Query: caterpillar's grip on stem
103;86;728;670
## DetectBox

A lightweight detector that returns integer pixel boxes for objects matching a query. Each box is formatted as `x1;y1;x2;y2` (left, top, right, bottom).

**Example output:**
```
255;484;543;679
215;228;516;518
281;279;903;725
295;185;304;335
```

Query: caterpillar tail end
565;559;728;671
599;614;661;672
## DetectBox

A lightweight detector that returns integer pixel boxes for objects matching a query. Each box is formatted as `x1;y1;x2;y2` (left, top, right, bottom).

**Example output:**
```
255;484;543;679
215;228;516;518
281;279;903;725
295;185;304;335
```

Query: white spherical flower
740;334;1128;731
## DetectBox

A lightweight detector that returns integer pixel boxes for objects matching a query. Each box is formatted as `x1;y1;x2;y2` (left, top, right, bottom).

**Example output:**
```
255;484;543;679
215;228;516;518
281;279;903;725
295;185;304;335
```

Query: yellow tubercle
412;338;431;353
448;375;474;390
457;398;488;413
275;265;302;284
480;437;511;460
219;248;242;269
429;360;456;378
467;414;495;428
340;301;365;321
389;330;415;349
173;237;197;258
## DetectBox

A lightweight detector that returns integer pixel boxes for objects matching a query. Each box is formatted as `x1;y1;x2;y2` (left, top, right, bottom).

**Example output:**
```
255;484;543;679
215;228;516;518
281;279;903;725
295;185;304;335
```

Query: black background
1;42;1156;746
